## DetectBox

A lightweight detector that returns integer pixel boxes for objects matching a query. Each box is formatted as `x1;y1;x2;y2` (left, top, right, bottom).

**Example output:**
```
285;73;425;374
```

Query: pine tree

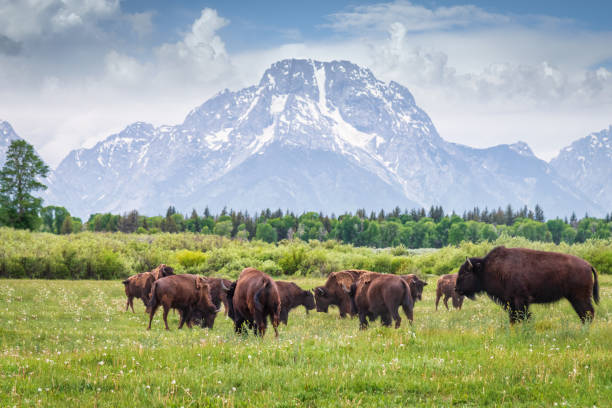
534;204;545;222
0;140;49;230
60;215;73;234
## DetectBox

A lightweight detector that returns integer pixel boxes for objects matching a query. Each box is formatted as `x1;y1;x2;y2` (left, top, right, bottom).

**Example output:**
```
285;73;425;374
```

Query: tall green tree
0;140;49;230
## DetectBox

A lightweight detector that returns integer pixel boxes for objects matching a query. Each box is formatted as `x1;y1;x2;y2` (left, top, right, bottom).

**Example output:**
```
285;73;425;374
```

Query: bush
176;250;208;268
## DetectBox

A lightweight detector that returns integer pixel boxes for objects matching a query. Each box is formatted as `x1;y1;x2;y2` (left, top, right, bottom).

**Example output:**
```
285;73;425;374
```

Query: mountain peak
509;141;534;157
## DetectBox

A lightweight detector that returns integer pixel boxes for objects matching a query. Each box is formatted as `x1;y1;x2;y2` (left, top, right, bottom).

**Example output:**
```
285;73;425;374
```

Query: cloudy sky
1;0;611;167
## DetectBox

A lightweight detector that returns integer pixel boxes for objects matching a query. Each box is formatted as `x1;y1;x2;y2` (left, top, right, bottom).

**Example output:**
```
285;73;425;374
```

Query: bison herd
123;246;600;337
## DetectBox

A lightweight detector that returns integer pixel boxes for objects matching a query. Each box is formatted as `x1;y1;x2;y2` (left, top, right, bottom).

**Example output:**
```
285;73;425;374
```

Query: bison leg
280;308;289;325
234;316;246;334
443;295;450;311
402;304;414;325
435;292;441;311
569;298;595;323
380;312;392;327
162;305;171;330
178;309;187;329
358;312;368;330
147;303;159;330
509;300;530;324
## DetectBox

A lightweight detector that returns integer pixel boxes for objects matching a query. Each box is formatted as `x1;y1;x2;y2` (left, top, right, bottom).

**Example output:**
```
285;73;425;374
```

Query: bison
231;268;281;337
435;274;464;310
122;264;174;313
275;281;315;325
205;277;233;316
400;274;428;303
455;246;599;323
345;272;414;329
146;274;219;330
313;270;368;317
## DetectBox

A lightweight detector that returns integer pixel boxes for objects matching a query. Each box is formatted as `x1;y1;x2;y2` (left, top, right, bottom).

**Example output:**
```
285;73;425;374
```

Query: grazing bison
275;281;315;324
313;270;368;317
435;274;464;310
455;246;599;323
232;268;281;337
122;264;174;312
400;274;428;303
345;272;414;329
205;277;233;315
146;274;219;330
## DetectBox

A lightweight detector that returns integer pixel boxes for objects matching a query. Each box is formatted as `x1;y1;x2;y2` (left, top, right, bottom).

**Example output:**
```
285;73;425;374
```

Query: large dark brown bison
231;268;281;337
455;246;599;323
400;274;428;303
345;272;414;329
275;281;315;324
146;274;219;330
436;274;464;310
205;277;232;315
313;270;368;317
122;264;175;312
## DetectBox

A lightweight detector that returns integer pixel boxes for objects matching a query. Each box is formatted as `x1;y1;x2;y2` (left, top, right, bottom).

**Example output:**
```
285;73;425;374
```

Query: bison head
302;290;315;313
455;257;483;300
313;287;331;313
195;277;219;329
409;278;427;302
161;265;174;277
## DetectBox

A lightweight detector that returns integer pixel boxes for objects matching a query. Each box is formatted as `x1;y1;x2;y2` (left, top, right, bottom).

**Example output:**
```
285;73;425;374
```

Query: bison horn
466;257;473;268
340;283;350;293
316;287;325;296
220;281;230;291
215;307;222;314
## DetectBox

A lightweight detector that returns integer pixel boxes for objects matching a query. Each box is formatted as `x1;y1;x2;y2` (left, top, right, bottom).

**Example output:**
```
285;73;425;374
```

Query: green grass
1;276;611;407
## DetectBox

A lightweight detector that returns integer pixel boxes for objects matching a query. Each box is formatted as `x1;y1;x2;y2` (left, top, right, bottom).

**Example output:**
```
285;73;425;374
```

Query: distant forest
35;204;612;248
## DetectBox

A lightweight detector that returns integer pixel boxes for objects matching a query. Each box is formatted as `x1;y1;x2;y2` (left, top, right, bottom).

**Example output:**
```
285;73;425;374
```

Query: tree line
79;204;612;248
1;139;611;248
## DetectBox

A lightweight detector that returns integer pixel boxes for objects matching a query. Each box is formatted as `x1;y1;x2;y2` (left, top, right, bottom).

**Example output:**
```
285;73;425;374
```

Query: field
1;276;611;407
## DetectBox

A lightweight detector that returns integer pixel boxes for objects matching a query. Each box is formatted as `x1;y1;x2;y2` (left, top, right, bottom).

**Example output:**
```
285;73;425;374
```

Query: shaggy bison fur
231;268;281;337
435;274;464;310
275;281;315;324
455;246;599;323
346;272;414;329
146;274;218;330
122;264;174;313
313;270;368;317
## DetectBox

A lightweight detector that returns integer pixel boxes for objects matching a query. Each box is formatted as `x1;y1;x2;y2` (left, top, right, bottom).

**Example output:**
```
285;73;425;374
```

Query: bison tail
592;267;600;305
401;280;414;318
146;282;158;313
254;284;267;313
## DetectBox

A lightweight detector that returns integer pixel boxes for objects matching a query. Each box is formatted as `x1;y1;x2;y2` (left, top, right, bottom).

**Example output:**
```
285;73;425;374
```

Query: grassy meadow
1;276;611;407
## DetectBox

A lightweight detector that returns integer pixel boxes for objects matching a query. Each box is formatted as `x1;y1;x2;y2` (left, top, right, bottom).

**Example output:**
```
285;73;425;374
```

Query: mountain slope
550;126;612;210
0;120;23;167
43;59;604;218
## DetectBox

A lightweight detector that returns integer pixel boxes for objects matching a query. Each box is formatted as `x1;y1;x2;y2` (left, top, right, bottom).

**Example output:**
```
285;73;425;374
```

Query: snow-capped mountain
0;120;22;167
550;126;612;211
41;59;602;218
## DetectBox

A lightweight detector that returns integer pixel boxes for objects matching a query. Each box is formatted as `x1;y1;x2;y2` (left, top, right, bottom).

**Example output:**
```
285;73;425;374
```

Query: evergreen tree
534;204;545;222
60;215;73;234
0;140;49;230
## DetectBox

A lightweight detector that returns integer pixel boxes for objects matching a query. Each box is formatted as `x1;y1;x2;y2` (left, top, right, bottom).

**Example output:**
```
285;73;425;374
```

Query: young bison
435;274;464;310
275;281;315;325
122;264;174;312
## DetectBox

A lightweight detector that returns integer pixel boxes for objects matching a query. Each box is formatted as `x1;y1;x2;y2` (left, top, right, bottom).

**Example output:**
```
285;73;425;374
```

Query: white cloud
1;1;611;167
0;0;119;40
